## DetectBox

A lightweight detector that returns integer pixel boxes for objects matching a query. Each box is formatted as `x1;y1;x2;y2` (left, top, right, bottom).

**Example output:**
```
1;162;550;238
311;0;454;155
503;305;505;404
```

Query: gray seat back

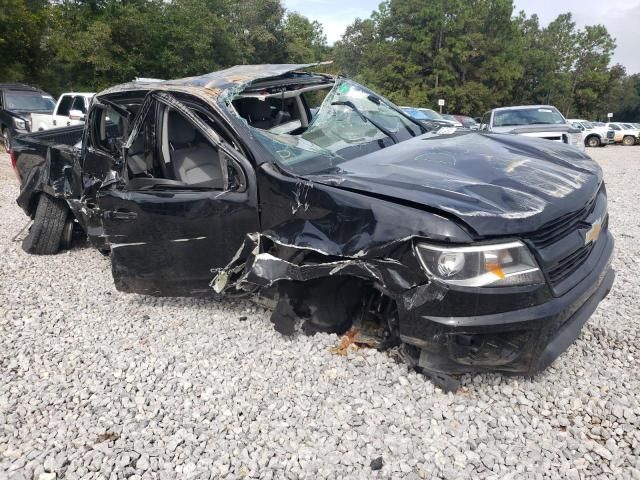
168;111;224;189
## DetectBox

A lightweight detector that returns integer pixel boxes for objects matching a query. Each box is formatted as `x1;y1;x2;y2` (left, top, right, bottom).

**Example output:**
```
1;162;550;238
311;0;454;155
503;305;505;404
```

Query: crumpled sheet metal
16;140;83;214
211;232;447;311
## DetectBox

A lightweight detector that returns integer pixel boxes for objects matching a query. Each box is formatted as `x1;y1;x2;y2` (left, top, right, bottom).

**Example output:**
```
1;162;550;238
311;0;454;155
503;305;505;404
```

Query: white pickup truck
567;119;614;147
480;105;585;152
30;92;94;131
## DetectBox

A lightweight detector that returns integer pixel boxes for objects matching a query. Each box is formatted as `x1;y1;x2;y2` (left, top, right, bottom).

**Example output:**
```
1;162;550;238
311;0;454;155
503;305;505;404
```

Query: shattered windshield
251;80;423;175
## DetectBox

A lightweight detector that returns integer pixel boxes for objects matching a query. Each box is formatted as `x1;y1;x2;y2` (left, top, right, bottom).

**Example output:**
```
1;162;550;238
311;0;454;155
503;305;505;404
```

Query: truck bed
13;125;85;216
18;124;84;149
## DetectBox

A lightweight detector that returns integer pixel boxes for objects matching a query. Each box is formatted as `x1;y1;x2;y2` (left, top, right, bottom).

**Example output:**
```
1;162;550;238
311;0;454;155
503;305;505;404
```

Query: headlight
571;132;582;146
415;240;544;287
14;118;26;130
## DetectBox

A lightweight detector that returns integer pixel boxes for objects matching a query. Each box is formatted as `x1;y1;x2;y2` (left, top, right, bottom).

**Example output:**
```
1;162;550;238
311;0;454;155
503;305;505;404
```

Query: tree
0;0;47;83
283;12;328;63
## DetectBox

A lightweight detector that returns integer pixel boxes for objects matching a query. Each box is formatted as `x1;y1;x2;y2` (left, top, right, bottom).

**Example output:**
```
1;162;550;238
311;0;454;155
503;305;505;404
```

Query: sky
283;0;640;74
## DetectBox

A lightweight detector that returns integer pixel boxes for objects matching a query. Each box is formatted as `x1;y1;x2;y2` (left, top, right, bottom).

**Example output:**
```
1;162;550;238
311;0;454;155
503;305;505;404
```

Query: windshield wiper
331;101;398;144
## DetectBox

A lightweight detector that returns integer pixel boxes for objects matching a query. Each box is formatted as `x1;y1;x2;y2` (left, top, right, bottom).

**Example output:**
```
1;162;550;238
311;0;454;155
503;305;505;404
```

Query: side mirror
69;110;86;122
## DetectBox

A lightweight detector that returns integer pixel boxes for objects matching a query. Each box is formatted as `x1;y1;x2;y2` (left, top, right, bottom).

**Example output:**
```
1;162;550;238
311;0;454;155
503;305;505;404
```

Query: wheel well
272;276;398;343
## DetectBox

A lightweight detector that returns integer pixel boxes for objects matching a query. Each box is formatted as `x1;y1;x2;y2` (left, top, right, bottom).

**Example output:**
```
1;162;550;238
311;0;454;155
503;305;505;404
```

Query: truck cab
31;92;94;132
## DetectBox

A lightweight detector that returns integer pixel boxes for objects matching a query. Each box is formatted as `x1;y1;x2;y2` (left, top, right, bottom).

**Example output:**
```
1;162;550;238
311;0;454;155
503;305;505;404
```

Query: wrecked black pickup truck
12;63;614;388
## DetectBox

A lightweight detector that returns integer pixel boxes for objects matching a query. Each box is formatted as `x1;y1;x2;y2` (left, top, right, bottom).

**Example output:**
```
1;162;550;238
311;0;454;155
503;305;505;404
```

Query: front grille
545;215;608;287
607;131;615;139
547;243;594;285
527;192;599;249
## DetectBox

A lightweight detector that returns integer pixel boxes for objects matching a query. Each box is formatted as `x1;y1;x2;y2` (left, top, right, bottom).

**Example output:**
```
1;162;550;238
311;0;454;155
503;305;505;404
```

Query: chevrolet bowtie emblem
584;218;603;245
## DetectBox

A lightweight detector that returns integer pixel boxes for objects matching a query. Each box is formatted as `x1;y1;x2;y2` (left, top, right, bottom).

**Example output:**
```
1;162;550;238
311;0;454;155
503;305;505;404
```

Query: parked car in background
400;106;459;129
440;114;463;127
621;124;640;144
480;105;584;151
567;118;614;147
30;92;94;131
606;123;639;146
0;83;56;151
10;64;614;387
453;115;480;129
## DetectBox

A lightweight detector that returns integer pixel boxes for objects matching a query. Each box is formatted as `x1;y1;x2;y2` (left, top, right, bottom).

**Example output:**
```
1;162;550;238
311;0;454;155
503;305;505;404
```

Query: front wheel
22;194;71;254
586;136;600;148
623;135;636;146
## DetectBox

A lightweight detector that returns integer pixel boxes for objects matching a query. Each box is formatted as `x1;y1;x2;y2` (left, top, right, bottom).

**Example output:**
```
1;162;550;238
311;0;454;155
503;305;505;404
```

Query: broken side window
125;102;156;179
91;105;127;157
158;105;226;189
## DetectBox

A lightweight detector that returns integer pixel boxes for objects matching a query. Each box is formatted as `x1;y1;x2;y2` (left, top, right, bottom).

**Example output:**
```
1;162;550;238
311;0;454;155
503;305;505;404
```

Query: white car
30;92;94;131
605;123;639;146
480;105;585;152
567;119;614;147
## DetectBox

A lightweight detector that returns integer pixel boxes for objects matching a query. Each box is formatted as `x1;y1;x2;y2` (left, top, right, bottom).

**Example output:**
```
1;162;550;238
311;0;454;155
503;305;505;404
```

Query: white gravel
1;147;639;480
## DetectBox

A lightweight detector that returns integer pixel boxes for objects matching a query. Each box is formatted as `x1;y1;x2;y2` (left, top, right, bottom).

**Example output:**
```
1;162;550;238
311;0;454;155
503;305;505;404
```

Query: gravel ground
1;146;639;480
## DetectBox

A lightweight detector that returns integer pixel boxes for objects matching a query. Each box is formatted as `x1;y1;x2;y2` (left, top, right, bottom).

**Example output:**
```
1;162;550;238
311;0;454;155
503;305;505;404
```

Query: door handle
107;210;137;220
53;119;56;126
67;121;71;126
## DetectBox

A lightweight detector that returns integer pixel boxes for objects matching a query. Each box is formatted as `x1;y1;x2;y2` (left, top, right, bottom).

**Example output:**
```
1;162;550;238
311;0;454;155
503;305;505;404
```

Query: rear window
4;90;55;112
493;107;566;127
57;96;73;116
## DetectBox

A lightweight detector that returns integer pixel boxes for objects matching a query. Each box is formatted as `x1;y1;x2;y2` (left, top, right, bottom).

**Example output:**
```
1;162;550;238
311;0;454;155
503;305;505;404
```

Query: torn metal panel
211;233;427;295
167;63;332;89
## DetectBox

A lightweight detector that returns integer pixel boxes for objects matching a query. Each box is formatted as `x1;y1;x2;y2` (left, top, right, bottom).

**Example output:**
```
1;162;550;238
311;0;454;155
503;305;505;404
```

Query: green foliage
333;0;629;118
0;0;635;120
0;0;47;83
0;0;329;95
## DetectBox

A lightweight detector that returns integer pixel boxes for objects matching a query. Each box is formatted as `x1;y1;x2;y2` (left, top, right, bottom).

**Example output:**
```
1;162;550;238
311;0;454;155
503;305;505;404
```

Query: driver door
97;93;259;296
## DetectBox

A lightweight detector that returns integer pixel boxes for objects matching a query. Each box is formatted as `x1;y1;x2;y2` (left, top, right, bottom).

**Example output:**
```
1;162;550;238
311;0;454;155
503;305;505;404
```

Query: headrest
168;111;197;146
237;97;273;122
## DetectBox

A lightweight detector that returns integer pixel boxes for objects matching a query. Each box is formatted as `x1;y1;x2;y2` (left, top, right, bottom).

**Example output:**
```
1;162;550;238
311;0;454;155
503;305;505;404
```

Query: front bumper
399;231;614;376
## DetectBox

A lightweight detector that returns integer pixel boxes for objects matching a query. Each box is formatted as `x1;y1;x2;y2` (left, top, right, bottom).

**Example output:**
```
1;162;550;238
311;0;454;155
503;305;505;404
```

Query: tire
623;135;636;146
22;194;70;254
586;136;600;148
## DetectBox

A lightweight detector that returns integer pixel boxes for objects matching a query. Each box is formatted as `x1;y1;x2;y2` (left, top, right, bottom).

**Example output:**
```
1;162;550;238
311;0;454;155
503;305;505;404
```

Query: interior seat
168;111;223;188
235;98;274;129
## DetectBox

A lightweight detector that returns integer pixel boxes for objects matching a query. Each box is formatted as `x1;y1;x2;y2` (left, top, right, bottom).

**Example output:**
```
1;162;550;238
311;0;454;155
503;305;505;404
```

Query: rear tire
586;136;600;148
623;135;636;146
22;194;70;255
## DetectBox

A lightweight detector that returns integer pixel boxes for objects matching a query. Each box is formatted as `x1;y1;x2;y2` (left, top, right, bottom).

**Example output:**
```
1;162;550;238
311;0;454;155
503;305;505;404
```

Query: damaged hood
307;132;602;237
